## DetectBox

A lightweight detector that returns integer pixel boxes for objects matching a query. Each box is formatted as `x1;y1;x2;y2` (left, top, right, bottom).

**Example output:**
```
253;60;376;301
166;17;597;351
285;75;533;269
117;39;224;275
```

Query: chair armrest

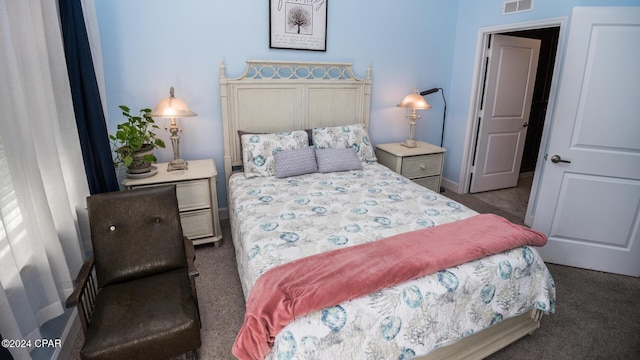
184;236;199;278
66;257;95;308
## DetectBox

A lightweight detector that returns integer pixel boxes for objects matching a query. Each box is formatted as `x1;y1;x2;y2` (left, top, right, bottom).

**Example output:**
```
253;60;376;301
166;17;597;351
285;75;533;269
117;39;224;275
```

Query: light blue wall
94;0;638;208
94;0;459;207
445;0;640;187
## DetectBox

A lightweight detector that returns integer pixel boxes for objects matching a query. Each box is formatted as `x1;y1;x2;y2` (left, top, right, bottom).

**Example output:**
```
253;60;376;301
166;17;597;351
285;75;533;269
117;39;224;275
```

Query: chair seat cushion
81;269;201;360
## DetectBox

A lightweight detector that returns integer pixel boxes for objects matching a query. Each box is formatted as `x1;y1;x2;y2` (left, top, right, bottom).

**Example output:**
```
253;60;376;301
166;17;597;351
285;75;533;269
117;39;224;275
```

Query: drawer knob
420;164;426;170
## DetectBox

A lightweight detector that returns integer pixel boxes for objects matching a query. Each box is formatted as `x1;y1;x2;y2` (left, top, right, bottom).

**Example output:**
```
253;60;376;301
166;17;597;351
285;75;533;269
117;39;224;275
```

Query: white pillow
312;123;377;163
241;131;309;178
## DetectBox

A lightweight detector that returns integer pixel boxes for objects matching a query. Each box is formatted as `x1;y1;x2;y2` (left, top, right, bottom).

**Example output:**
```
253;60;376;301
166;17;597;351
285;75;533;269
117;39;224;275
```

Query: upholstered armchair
66;185;201;360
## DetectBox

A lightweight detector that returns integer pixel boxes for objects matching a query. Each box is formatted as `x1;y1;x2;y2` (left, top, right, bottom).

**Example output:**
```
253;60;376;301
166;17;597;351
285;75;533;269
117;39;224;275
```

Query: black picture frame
269;0;327;51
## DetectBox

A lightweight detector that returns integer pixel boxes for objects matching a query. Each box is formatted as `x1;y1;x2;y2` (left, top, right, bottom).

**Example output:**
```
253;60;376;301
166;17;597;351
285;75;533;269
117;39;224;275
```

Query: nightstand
376;141;446;192
122;159;223;246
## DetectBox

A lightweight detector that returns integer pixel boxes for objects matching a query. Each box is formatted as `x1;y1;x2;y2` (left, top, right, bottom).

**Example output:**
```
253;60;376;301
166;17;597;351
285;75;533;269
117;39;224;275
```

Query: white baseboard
219;207;229;220
441;177;462;194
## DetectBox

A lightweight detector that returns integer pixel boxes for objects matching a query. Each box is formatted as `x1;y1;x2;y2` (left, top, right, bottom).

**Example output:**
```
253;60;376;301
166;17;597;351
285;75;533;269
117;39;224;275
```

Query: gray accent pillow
274;146;318;178
315;148;363;173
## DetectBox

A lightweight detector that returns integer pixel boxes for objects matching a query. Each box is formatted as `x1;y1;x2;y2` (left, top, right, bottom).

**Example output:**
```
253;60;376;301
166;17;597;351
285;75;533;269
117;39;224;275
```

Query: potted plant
110;105;166;175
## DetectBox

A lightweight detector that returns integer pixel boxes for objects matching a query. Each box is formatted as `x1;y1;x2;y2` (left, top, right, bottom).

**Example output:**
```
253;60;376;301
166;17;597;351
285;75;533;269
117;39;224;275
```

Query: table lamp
397;88;431;148
151;87;196;171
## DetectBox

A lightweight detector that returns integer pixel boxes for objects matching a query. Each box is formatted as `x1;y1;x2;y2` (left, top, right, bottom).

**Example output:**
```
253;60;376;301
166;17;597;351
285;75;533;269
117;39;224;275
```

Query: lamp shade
150;87;197;118
397;90;431;109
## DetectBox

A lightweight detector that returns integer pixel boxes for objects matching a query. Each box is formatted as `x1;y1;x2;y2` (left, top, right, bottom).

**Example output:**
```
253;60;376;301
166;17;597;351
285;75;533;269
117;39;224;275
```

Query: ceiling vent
503;0;533;14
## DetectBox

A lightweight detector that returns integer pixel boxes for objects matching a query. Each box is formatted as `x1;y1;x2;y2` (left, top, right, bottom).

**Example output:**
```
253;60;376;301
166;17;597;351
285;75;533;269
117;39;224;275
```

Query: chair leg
190;349;199;360
193;283;202;328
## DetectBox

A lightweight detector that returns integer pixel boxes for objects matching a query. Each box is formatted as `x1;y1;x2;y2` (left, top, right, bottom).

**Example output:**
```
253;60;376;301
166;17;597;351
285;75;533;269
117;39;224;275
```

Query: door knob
523;122;529;127
550;155;571;164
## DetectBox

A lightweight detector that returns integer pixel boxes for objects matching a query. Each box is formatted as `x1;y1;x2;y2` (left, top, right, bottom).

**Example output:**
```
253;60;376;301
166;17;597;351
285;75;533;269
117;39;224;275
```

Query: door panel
484;132;521;174
471;35;541;193
533;7;640;276
551;175;639;247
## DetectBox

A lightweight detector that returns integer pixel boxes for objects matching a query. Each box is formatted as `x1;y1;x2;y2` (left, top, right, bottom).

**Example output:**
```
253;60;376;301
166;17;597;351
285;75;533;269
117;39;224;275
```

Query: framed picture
270;0;327;51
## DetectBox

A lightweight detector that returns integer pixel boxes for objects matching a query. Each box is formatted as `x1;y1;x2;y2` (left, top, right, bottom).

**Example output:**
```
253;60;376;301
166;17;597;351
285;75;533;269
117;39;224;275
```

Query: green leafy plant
109;105;166;168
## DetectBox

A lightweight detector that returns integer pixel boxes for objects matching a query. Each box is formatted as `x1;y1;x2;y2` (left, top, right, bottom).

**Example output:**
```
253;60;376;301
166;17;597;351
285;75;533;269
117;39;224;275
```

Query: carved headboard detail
219;60;372;185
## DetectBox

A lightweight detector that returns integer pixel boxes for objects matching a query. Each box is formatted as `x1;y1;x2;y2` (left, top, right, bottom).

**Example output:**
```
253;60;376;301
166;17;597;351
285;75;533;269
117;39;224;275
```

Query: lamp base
401;139;418;148
167;159;188;171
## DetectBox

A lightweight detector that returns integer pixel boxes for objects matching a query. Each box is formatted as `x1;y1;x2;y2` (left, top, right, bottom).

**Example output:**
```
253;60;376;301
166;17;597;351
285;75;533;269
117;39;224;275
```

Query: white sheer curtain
0;0;91;359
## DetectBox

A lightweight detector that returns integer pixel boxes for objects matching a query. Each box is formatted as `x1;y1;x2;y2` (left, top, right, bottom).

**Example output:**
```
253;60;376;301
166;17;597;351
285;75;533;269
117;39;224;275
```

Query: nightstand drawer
401;154;443;179
134;179;211;212
413;176;441;192
175;179;211;211
180;209;214;240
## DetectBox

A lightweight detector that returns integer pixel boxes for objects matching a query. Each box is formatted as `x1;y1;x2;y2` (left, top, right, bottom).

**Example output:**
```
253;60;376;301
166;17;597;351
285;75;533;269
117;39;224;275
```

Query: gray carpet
69;191;640;360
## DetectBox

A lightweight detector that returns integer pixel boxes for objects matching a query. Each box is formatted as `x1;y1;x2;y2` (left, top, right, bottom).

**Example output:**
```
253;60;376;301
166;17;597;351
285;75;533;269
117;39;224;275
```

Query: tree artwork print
270;0;327;51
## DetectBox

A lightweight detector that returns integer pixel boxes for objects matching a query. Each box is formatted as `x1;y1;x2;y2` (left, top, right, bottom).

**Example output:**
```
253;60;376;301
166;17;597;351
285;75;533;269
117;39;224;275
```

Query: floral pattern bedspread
228;163;556;360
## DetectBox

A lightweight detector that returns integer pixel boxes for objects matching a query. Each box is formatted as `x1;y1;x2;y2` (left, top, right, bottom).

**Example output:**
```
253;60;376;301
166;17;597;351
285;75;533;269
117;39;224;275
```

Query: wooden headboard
219;60;372;184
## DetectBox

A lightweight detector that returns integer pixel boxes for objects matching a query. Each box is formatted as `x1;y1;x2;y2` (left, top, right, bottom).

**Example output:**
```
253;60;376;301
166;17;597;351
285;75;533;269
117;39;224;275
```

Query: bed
220;60;555;360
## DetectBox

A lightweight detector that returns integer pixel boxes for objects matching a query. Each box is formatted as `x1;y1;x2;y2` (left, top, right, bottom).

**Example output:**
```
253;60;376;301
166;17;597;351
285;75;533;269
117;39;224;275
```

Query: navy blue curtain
0;334;13;359
58;0;119;194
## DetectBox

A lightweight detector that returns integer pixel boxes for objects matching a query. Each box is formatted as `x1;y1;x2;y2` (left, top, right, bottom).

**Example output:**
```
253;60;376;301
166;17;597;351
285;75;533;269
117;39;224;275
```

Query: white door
533;7;640;277
470;35;541;193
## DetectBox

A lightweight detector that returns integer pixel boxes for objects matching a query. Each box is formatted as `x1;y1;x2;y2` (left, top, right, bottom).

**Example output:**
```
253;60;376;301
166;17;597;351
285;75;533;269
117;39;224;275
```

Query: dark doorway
502;27;560;174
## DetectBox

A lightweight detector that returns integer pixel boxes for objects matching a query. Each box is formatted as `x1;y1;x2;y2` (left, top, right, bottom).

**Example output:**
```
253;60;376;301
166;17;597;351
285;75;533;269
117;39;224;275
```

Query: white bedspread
229;163;555;359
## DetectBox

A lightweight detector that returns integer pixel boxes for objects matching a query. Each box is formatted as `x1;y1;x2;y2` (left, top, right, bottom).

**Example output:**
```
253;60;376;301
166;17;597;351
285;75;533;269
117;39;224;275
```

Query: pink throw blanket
232;214;547;360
